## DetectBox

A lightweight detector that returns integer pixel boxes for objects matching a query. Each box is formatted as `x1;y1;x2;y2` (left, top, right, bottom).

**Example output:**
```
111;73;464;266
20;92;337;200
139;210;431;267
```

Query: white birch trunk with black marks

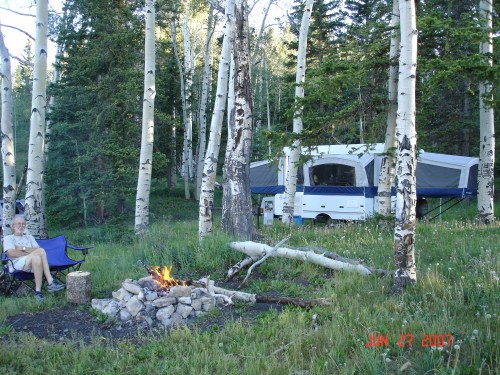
477;0;495;225
392;0;418;294
170;16;190;199
183;0;195;182
25;0;48;238
282;0;314;225
221;0;254;240
194;3;214;201
135;0;156;235
376;0;400;217
0;27;16;236
198;0;235;238
45;42;63;158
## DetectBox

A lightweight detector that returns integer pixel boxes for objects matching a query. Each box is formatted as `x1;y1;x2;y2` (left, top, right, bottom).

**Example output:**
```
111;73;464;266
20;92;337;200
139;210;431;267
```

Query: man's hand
6;246;35;258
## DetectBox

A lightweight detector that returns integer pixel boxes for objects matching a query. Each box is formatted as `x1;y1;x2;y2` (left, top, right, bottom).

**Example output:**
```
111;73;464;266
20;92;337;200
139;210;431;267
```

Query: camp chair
1;235;93;295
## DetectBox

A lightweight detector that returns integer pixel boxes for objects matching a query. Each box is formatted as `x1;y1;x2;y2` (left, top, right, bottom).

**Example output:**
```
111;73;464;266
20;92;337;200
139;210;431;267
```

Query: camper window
311;164;355;186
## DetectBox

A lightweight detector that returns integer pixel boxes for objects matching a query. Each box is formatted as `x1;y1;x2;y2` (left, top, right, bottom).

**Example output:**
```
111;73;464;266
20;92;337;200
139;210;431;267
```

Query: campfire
91;263;226;328
148;265;188;290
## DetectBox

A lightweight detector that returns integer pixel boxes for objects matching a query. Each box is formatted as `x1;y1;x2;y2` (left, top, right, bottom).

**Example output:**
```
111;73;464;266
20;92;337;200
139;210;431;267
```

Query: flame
150;264;187;289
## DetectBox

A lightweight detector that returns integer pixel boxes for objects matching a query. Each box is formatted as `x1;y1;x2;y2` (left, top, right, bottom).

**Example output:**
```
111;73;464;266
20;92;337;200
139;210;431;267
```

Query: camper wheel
314;214;339;227
416;198;429;219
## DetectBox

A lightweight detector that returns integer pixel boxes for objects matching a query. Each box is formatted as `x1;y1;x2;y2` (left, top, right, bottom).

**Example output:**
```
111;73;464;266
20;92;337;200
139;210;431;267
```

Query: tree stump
66;271;92;304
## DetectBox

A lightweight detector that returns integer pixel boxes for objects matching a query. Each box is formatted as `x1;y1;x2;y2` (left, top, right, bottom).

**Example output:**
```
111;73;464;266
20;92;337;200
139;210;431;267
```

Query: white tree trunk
25;0;48;238
392;0;418;294
477;0;495;224
183;0;195;182
0;26;16;236
135;0;156;235
282;0;314;225
376;0;400;217
198;0;235;238
194;3;214;201
170;16;190;199
221;0;254;240
45;42;63;158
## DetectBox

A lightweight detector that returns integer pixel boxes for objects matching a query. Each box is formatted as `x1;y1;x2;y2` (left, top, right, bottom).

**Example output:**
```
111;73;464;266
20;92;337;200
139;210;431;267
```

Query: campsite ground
1;191;498;374
3;278;284;345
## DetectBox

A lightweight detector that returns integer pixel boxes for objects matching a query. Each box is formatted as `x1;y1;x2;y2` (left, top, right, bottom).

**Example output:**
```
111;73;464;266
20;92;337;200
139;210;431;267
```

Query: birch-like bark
45;42;63;157
198;0;235;238
194;3;214;201
376;0;400;217
0;25;16;236
221;0;254;240
477;0;495;225
135;0;156;235
170;16;190;199
282;0;314;225
25;0;48;238
392;0;418;294
183;0;195;182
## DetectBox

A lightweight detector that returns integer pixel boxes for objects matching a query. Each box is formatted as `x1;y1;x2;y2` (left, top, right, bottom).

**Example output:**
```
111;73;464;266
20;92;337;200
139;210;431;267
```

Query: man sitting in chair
3;215;65;301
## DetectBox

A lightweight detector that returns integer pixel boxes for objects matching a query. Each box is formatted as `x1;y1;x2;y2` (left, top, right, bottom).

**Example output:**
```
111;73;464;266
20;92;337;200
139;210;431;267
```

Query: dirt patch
2;293;284;345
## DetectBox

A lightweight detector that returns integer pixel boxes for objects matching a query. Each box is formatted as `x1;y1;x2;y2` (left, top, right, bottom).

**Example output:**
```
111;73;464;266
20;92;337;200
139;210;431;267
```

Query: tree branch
0;6;36;18
0;24;35;41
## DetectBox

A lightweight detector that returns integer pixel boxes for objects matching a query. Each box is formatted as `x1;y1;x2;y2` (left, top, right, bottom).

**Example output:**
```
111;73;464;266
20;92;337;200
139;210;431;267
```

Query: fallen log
211;285;332;308
230;241;374;276
298;246;391;276
238;237;290;288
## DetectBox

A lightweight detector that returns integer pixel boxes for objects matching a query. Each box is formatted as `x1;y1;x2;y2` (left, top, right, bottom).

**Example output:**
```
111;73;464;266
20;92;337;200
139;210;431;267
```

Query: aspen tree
0;25;16;236
477;0;495;225
25;0;48;238
199;0;235;238
376;0;399;217
392;0;418;294
221;0;253;240
282;0;314;225
135;0;156;235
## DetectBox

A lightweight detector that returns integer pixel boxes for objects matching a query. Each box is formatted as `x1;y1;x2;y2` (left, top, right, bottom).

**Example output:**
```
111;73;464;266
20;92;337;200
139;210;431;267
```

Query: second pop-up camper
250;144;478;224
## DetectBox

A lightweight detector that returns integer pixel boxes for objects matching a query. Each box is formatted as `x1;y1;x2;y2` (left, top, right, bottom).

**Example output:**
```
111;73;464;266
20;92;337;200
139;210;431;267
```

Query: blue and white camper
250;144;479;223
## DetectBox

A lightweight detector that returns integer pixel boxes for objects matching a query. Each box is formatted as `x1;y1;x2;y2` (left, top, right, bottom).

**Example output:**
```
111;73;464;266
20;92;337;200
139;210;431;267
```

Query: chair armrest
67;244;94;256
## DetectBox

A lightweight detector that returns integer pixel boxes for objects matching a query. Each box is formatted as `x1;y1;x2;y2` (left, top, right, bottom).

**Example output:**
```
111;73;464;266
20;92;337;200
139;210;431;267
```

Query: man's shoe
47;279;65;293
34;291;44;301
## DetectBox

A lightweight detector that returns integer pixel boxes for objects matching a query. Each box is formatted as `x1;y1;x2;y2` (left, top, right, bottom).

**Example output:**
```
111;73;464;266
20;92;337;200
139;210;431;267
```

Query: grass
0;193;499;374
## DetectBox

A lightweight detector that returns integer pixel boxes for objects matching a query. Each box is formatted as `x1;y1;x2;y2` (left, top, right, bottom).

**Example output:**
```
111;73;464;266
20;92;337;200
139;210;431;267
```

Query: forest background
0;0;498;229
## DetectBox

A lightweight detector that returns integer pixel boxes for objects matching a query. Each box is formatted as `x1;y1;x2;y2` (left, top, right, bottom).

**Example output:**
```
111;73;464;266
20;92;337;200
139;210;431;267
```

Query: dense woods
1;0;498;229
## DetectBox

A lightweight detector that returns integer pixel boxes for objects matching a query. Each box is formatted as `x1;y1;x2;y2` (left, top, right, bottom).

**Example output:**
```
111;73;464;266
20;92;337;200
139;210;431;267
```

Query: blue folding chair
1;235;93;295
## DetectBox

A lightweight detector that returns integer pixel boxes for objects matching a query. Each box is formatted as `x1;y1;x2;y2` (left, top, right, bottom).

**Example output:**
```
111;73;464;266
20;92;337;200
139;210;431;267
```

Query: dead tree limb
211;285;331;308
238;237;290;288
298;246;390;276
225;256;258;281
230;241;374;276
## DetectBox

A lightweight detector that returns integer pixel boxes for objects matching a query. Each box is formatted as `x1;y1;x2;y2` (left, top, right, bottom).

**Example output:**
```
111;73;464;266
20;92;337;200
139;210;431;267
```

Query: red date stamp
365;333;453;347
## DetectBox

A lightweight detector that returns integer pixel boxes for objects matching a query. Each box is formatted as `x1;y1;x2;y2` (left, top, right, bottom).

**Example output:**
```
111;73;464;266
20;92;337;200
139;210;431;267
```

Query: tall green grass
0;198;498;374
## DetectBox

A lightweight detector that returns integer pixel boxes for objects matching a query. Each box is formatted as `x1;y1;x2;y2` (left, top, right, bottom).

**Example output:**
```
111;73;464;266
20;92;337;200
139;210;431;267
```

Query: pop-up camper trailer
250;144;478;223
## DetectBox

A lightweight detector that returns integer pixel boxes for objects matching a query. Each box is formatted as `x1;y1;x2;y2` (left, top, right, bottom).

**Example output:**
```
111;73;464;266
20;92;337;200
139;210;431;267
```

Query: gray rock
176;303;194;319
191;299;202;311
167;285;192;298
112;288;133;302
126;295;145;317
152;297;177;308
119;309;132;322
156;305;175;323
122;281;143;295
177;296;191;305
